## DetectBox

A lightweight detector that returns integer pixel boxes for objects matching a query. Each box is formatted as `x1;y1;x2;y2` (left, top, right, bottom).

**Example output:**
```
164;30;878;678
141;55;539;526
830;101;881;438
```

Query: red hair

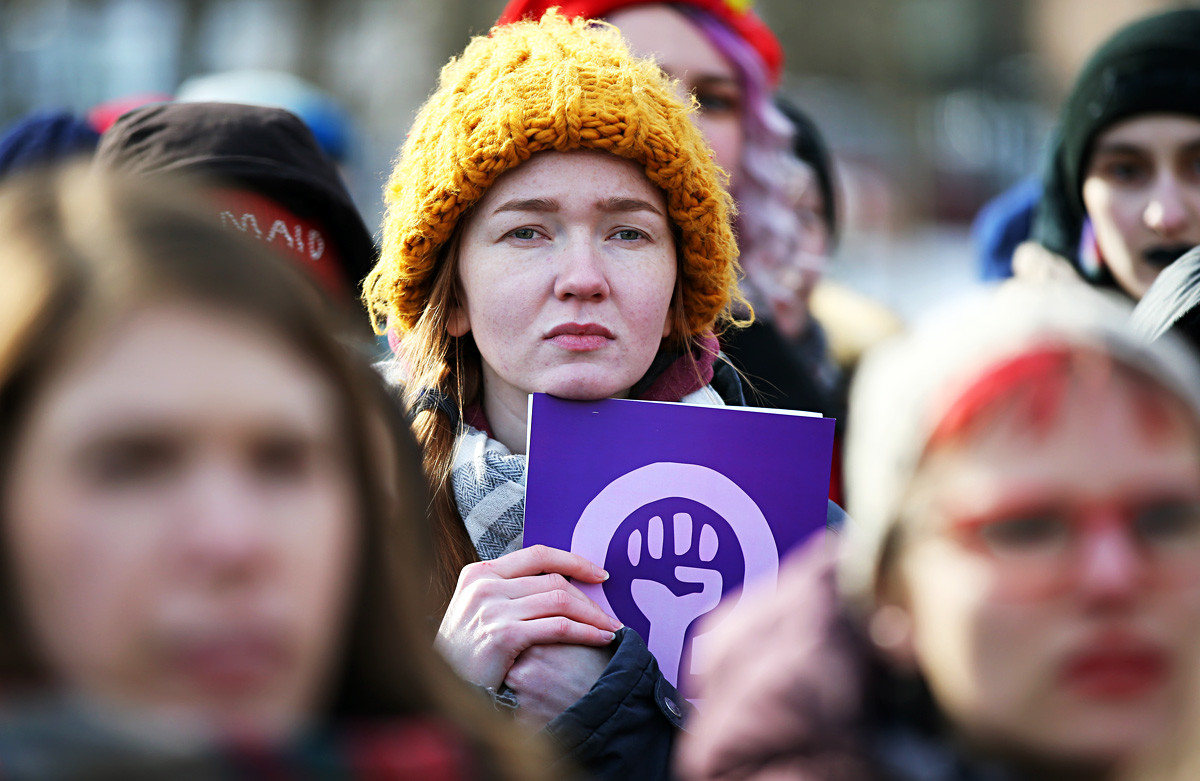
928;345;1182;449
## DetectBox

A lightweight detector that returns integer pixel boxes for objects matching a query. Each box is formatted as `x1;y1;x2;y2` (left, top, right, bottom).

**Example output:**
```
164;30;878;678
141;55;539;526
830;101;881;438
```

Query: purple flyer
523;393;835;695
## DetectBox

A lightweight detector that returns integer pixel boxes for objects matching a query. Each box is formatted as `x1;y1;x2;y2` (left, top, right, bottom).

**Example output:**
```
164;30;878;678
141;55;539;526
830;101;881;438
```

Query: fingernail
609;617;622;631
603;631;616;642
597;567;610;581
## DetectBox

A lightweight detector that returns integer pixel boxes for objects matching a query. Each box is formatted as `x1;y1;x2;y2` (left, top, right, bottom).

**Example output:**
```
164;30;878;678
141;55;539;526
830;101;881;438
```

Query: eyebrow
600;197;665;216
491;196;665;216
493;197;559;214
1091;142;1150;157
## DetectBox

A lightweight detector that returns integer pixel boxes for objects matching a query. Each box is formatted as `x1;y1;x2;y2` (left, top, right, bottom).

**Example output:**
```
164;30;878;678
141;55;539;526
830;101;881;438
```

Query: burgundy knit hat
497;0;784;87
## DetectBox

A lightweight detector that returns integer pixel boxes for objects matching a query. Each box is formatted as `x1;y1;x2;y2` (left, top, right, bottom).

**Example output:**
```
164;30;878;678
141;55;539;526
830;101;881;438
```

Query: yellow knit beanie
363;10;742;339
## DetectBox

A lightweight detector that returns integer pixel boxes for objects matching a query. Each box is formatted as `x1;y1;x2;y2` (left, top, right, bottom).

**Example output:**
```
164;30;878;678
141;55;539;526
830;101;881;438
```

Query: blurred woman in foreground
679;283;1200;781
0;165;557;779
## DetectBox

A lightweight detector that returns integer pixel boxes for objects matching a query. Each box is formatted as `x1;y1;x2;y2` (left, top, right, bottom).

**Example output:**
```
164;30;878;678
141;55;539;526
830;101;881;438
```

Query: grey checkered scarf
449;385;725;562
451;425;528;561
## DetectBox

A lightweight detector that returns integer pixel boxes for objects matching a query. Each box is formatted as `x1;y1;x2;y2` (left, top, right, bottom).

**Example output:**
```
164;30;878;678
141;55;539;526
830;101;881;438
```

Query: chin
541;370;635;402
1026;708;1172;766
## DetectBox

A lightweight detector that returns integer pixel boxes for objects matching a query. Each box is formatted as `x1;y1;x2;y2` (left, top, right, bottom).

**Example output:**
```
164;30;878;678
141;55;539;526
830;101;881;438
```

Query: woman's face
607;4;745;188
450;150;677;422
883;376;1200;764
3;303;357;738
1082;114;1200;299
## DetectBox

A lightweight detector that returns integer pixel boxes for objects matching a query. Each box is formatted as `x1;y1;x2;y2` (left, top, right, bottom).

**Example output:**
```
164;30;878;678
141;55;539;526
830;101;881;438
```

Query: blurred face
607;4;745;187
450;151;676;436
3;303;357;738
771;181;831;339
1082;114;1200;299
883;375;1200;766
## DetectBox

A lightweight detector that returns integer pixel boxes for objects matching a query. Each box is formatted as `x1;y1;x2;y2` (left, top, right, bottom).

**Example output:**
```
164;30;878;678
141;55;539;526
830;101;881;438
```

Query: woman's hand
505;643;614;729
435;544;622;692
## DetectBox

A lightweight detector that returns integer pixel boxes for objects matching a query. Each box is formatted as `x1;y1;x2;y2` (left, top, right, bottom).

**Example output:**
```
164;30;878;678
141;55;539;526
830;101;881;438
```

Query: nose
176;461;273;582
1074;518;1146;607
1143;175;1191;238
553;236;610;301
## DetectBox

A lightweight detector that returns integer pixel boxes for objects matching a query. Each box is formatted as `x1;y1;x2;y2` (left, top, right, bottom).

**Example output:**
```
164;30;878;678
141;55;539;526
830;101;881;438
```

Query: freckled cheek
623;274;676;335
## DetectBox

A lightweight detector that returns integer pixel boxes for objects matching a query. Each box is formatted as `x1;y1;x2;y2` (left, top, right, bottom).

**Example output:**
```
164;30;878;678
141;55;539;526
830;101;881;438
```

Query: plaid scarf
451;387;727;563
452;426;528;561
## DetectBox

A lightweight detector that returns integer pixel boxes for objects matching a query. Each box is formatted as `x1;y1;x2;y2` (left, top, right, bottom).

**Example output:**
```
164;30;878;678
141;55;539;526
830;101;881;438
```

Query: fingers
506;581;623;632
436;546;619;689
470;544;608;584
499;570;593;603
491;615;618;650
469;571;621;632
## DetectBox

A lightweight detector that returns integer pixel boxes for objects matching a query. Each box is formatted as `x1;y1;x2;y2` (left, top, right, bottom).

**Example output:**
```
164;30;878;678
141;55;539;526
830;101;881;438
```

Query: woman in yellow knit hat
363;11;769;781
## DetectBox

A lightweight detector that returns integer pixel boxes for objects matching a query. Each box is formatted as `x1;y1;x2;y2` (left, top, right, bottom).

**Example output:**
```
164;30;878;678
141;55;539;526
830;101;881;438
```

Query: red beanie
497;0;784;87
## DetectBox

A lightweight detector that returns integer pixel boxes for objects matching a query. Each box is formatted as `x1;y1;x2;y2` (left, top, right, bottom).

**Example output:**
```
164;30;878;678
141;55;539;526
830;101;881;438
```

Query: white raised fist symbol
628;512;723;682
571;462;780;690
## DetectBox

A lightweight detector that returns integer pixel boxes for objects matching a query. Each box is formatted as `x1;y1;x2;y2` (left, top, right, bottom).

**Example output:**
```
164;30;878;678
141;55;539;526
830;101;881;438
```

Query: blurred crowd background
1;0;1192;319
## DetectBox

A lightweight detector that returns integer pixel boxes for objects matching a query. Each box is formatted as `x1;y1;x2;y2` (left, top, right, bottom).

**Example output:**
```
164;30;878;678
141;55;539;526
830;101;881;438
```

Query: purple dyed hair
677;4;816;315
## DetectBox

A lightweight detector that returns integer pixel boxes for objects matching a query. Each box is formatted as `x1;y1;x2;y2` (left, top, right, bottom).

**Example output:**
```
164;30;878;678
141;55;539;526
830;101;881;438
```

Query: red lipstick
1060;644;1168;700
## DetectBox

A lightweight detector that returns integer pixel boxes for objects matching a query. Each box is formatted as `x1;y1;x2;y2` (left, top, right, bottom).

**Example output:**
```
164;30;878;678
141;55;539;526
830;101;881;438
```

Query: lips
1060;643;1168;700
545;322;615;352
170;630;291;695
1142;245;1195;268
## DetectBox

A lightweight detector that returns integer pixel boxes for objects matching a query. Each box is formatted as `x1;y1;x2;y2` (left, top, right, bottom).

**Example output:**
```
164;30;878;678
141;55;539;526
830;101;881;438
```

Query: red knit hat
497;0;784;87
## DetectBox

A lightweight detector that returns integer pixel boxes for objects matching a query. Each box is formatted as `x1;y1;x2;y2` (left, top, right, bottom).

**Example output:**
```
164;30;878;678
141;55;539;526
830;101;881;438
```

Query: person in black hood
93;102;375;312
1026;8;1200;301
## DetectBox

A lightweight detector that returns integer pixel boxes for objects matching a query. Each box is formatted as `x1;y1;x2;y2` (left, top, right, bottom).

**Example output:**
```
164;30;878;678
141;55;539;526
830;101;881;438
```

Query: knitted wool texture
363;12;741;340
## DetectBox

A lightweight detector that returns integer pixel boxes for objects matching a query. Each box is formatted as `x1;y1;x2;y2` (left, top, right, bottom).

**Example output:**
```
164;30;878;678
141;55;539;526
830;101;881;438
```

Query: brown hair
0;165;560;781
395;218;700;609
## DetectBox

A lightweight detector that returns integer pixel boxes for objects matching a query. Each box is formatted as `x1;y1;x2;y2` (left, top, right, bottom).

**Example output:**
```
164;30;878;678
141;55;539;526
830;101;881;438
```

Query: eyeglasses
935;497;1200;601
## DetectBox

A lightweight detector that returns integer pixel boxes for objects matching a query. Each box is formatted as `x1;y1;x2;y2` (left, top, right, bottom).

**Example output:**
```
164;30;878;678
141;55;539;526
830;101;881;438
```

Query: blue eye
614;229;644;241
509;228;538;240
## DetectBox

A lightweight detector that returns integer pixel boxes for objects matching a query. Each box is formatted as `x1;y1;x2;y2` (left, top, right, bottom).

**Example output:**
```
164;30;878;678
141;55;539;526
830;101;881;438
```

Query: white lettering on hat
219;209;329;262
220;211;263;239
267;219;295;248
